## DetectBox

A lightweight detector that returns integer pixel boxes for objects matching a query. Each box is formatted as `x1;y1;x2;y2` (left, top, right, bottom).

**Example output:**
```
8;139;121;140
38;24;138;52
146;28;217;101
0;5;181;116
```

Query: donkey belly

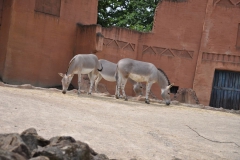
102;74;115;82
81;68;94;74
128;73;148;82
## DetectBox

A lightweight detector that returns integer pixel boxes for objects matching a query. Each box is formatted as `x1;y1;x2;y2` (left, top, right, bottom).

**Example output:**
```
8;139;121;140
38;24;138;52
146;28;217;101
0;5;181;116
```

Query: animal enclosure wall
96;27;141;96
0;0;13;79
0;0;98;87
0;0;240;106
193;0;240;106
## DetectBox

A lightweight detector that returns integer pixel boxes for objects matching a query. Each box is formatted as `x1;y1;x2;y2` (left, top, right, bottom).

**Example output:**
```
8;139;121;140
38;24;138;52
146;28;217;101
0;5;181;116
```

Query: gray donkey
116;58;174;105
95;59;143;95
58;54;102;95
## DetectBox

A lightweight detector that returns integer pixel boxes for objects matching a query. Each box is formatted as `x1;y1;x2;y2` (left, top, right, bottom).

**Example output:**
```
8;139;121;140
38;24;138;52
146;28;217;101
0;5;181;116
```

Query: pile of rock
0;128;109;160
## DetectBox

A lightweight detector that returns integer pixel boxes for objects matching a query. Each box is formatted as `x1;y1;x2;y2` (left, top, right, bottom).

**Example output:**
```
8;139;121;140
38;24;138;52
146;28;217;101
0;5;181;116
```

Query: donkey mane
157;68;170;85
66;57;75;75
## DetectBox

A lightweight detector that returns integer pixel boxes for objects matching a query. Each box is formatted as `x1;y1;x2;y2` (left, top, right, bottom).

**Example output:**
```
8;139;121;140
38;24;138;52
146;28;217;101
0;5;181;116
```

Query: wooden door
210;70;240;110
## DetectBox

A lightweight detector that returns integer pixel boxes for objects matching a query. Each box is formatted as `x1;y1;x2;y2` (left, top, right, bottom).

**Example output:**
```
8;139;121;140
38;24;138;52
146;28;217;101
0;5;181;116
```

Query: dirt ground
0;85;240;160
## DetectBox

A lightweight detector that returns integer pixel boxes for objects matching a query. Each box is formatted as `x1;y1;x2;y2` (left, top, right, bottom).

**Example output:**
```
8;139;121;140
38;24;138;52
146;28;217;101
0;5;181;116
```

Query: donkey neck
66;58;76;75
157;70;169;89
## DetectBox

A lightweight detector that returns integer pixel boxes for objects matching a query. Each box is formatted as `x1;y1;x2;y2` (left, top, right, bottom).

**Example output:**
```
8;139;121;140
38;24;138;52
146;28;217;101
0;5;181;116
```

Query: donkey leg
121;78;128;101
95;73;102;93
115;75;121;99
88;72;95;95
77;73;82;95
145;82;153;104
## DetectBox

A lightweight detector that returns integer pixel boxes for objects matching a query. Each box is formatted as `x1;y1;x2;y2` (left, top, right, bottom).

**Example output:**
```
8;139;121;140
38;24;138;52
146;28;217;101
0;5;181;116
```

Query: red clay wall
0;0;13;78
91;0;208;99
137;0;208;99
1;0;98;87
193;0;240;105
1;0;239;105
96;27;142;96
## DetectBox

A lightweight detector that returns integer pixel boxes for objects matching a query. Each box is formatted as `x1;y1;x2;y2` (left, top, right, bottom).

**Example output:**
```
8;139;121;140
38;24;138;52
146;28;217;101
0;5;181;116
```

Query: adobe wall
136;0;208;99
91;0;209;98
0;0;13;78
96;27;142;96
1;0;98;87
193;0;240;105
1;0;239;105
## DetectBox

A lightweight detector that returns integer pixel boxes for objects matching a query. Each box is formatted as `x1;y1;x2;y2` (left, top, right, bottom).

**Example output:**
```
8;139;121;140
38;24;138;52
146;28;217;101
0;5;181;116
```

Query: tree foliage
97;0;161;32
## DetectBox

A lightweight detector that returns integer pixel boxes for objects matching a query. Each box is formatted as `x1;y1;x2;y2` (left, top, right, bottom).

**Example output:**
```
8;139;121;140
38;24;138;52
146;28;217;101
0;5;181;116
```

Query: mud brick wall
0;0;13;78
1;0;240;105
193;0;240;105
96;27;141;96
0;0;98;87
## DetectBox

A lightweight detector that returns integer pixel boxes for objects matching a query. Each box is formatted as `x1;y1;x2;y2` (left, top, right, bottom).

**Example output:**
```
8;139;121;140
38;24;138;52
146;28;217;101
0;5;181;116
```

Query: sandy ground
0;86;240;160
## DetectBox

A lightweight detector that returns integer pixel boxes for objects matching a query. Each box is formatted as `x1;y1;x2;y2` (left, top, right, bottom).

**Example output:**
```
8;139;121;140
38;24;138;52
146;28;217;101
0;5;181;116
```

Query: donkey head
133;82;143;96
161;83;174;105
58;73;73;94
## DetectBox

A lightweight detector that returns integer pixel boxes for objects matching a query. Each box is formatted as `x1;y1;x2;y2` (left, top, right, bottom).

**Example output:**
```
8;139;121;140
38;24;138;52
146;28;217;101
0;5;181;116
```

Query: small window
170;86;179;94
236;24;240;49
35;0;61;17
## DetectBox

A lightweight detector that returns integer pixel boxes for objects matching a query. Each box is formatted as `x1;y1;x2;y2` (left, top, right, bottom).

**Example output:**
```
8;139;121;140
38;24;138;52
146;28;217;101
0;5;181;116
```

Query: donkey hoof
145;99;150;104
115;95;119;99
87;92;92;95
124;98;128;101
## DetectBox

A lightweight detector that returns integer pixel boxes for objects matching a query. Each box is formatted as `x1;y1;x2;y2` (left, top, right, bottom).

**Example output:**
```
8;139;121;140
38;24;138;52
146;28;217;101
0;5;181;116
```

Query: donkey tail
115;65;119;98
97;63;103;72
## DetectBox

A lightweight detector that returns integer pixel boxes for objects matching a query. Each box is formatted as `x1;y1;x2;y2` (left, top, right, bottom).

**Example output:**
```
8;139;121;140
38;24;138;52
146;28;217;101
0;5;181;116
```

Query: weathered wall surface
193;0;240;105
1;0;239;105
0;0;13;78
0;0;98;87
93;0;208;98
136;0;208;98
96;27;141;96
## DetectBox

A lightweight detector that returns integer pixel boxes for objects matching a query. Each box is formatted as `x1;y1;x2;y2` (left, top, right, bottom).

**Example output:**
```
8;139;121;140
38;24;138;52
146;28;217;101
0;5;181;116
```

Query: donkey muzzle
62;91;66;94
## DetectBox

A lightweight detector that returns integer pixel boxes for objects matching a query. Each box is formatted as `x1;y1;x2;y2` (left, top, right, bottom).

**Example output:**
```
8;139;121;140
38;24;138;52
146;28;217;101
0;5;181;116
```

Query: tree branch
186;125;240;147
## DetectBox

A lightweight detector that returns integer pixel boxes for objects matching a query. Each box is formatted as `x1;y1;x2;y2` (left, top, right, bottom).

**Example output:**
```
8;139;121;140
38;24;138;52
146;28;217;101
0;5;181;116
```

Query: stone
18;84;33;89
0;130;110;160
0;149;27;160
49;136;76;146
32;138;108;160
93;154;110;160
29;156;50;160
32;146;64;160
171;100;179;105
20;128;50;148
0;133;31;159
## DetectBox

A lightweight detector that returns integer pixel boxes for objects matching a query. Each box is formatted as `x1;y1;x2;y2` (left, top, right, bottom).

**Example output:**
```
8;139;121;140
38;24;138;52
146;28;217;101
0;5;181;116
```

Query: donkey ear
167;83;174;89
67;74;73;78
58;73;64;77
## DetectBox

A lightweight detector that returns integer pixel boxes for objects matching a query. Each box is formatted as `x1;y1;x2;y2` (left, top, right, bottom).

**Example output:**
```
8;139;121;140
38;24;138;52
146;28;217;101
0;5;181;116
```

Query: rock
93;154;110;160
32;146;64;160
236;110;240;114
0;82;4;86
0;149;27;160
18;84;33;89
20;132;38;153
0;133;31;159
32;137;106;160
171;100;179;105
29;156;50;160
49;136;76;145
20;128;50;148
0;130;110;160
205;106;214;110
48;88;60;91
4;84;18;88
